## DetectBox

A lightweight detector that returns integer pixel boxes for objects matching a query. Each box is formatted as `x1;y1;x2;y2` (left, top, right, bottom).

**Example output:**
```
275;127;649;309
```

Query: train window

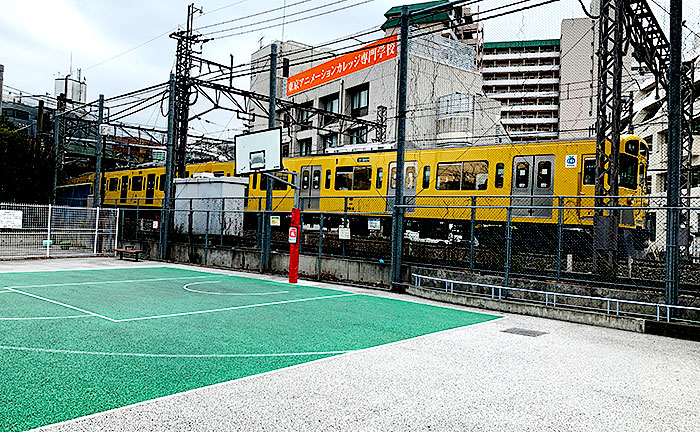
108;178;119;192
325;170;331;189
625;139;639;156
390;167;397;189
515;162;530;188
252;173;258;189
335;166;371;191
132;176;143;192
638;163;646;191
260;173;267;190
213;171;225;177
335;167;353;191
273;173;288;191
619;154;638;189
354;166;372;190
159;174;165;191
422;166;430;189
495;163;505;188
405;166;416;190
462;161;488;190
437;163;461;190
583;158;596;185
376;168;383;189
302;171;310;190
312;170;321;190
537;161;552;189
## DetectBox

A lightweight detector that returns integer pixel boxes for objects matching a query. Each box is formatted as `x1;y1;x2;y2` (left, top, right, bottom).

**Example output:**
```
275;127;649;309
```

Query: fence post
317;213;324;281
93;207;100;255
505;205;512;287
343;197;348;258
135;199;140;240
220;198;225;247
46;204;52;258
120;207;125;247
256;198;262;249
556;196;564;281
204;210;210;265
114;208;120;251
469;196;476;270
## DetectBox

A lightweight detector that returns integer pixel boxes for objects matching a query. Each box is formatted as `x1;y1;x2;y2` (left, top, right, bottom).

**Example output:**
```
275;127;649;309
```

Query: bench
115;248;143;262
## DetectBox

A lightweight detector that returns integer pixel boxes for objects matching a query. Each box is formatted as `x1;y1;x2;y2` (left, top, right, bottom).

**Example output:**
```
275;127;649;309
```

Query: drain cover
501;327;547;337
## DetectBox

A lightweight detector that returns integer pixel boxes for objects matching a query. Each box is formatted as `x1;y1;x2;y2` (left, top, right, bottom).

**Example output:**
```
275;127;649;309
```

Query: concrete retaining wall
407;286;646;333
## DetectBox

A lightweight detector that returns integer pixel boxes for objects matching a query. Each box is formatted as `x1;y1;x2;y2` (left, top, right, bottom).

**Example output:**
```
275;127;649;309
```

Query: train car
65;136;649;250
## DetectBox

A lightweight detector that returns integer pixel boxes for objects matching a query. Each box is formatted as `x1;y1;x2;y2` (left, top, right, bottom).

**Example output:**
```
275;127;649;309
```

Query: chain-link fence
0;202;118;259
110;195;700;297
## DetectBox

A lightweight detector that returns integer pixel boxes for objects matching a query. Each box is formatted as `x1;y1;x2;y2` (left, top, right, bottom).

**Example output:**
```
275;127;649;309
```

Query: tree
0;120;53;203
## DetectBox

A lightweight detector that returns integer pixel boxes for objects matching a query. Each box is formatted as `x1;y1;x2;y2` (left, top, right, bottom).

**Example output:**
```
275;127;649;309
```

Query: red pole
289;208;300;283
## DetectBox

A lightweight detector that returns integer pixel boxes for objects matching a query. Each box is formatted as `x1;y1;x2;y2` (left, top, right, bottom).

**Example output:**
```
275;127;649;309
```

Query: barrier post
556;196;564;280
469;196;476;270
289;208;301;283
317;213;324;280
46;204;52;257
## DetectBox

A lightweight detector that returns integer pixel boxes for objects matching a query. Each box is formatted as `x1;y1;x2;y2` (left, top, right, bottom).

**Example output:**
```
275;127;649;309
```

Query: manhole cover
501;327;547;337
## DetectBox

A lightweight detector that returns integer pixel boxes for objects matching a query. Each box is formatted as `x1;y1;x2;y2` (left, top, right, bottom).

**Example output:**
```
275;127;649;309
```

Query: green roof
483;39;560;49
381;1;452;30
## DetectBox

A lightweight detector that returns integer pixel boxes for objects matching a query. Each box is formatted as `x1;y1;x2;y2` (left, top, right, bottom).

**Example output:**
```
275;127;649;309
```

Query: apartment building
482;39;561;141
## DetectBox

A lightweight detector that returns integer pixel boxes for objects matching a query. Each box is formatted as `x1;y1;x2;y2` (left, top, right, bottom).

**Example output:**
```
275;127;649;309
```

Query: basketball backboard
234;128;283;175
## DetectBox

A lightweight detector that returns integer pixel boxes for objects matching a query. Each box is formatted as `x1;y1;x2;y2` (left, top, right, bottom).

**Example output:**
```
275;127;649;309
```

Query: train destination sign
286;35;398;96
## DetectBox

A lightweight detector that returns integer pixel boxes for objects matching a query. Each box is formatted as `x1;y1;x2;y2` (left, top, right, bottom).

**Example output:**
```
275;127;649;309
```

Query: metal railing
412;274;700;324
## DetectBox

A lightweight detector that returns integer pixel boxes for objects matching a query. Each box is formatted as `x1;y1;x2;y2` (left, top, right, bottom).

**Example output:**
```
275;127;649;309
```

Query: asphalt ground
0;258;698;431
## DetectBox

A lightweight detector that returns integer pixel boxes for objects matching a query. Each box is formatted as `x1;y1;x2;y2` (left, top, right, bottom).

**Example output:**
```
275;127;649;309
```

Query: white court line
2;287;117;322
0;314;90;321
0;345;349;358
183;281;289;296
114;293;359;323
3;275;215;290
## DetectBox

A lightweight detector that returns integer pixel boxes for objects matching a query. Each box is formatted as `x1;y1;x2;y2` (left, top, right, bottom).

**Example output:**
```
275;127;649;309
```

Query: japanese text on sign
0;210;22;229
286;35;398;96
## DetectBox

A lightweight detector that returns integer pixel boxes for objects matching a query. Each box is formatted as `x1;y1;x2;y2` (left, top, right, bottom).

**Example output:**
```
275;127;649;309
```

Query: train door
578;155;596;220
145;174;156;205
511;155;555;218
386;161;417;214
120;175;129;204
300;165;322;210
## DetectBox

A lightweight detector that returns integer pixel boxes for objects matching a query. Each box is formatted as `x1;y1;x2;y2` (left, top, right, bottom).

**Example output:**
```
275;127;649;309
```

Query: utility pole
261;43;277;272
52;93;67;204
170;3;206;179
665;0;682;305
390;6;409;290
93;94;105;208
0;64;4;115
162;74;177;261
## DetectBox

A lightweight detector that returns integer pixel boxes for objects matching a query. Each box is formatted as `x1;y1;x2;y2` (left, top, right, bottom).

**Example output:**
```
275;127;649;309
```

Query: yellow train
63;135;649;241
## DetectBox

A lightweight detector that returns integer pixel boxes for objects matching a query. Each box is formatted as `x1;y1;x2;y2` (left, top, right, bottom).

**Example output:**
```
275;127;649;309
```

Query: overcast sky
1;0;698;136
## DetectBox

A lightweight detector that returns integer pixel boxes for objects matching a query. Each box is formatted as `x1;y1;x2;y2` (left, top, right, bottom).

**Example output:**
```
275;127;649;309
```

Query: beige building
248;31;505;157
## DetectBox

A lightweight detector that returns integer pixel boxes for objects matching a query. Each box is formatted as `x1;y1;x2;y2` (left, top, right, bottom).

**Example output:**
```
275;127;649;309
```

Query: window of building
334;166;371;191
297;102;313;130
495;163;505;188
422;166;431;189
108;178;119;192
320;93;339;125
349;127;367;145
299;138;312;156
132;176;143;191
322;134;338;151
437;93;474;120
349;84;369;117
282;144;290;157
376;167;383;189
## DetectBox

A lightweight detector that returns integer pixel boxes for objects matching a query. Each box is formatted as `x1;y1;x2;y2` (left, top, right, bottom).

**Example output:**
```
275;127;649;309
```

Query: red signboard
286;35;398;96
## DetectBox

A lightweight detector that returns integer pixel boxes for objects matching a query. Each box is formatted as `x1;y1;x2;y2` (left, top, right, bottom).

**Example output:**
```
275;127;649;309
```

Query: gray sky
1;0;698;137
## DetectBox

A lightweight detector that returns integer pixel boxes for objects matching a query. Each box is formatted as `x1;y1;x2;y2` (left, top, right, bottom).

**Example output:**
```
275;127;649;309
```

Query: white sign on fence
339;227;351;240
0;210;22;229
368;218;381;231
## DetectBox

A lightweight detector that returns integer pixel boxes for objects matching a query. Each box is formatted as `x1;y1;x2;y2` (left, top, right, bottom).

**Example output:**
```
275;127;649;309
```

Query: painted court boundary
32;319;501;431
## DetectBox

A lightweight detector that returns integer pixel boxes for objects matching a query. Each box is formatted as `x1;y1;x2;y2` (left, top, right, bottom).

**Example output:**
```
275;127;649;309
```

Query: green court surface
0;267;498;431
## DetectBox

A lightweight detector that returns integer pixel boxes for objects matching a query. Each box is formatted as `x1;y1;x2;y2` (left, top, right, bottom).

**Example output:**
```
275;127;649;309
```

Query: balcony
483;78;559;87
501;104;558;112
483;51;560;61
482;64;560;73
501;117;559;125
486;91;560;99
